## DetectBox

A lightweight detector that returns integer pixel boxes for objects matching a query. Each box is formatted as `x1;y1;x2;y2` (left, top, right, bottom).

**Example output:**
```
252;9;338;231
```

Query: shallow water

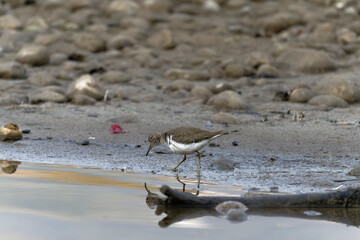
0;162;359;240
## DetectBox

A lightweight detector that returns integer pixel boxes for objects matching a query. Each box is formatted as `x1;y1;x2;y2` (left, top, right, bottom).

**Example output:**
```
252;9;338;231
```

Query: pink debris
110;124;129;134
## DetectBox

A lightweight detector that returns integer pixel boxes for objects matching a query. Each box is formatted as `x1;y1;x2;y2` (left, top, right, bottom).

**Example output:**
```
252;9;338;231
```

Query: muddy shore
1;0;360;193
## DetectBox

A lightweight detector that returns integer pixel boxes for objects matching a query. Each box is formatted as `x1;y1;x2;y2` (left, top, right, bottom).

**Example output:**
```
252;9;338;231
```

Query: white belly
167;137;211;154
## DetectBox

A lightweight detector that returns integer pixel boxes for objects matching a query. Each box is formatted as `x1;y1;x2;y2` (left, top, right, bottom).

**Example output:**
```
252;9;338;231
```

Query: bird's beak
146;144;153;156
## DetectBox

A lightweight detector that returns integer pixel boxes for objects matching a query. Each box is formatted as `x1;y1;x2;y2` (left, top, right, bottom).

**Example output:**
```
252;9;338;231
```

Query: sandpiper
146;127;234;172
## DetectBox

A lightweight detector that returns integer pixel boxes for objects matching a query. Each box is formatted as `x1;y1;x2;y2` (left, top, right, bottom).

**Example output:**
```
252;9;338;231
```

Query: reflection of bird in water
0;160;21;174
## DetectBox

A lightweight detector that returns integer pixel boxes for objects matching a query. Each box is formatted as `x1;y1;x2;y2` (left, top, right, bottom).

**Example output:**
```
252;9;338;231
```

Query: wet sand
1;101;360;193
0;162;359;240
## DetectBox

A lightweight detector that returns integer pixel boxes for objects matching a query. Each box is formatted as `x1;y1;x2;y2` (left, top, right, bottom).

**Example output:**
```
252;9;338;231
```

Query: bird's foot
168;167;178;172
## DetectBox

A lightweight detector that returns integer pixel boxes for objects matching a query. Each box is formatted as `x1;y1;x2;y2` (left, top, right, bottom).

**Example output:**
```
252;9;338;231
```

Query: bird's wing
167;127;225;143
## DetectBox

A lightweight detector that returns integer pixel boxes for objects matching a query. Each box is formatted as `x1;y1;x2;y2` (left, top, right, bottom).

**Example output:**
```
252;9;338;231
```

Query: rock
107;35;134;50
245;52;271;69
66;74;105;101
314;76;360;103
349;21;360;35
210;112;238;124
215;201;248;215
16;45;49;66
289;88;315;103
0;123;22;141
100;71;130;84
207;90;246;110
208;82;235;94
0;14;22;29
307;23;336;43
49;53;67;65
203;0;220;12
0;93;28;106
190;86;212;102
260;12;304;34
347;166;360;176
64;0;91;11
70;93;97;105
148;29;176;49
211;158;235;171
308;95;348;108
25;16;48;31
0;62;26;79
224;63;249;78
143;0;171;13
30;90;67;104
108;0;140;15
27;72;57;86
226;209;248;222
256;64;279;78
165;69;210;81
276;48;336;74
336;28;357;44
73;33;106;53
164;79;194;92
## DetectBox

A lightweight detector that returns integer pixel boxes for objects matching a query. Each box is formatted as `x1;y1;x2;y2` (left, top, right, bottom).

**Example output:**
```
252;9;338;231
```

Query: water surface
0;162;359;240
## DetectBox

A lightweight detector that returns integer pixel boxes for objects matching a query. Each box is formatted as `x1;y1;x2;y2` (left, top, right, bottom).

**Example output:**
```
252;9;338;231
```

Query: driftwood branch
146;185;360;227
160;185;360;208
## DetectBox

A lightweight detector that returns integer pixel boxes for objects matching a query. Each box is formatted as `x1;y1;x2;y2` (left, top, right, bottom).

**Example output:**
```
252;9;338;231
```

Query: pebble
313;75;360;103
232;141;238;146
108;0;140;15
210;112;238;124
66;74;105;101
70;93;97;105
245;52;271;69
207;82;235;94
308;23;336;43
260;12;304;34
27;72;57;86
148;29;176;49
276;48;336;74
191;86;213;102
143;0;171;13
100;71;131;84
308;95;348;108
289;88;315;103
211;158;235;171
164;79;194;92
165;69;210;81
207;90;247;110
80;140;90;145
0;93;28;105
30;90;67;104
73;33;106;53
107;35;134;50
256;64;279;78
224;63;248;79
215;201;248;215
49;53;68;65
0;14;22;29
16;45;50;66
0;62;26;79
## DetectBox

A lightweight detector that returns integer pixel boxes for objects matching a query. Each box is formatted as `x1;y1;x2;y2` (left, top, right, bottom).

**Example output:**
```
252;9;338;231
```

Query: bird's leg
176;174;186;192
169;155;187;172
195;151;201;173
196;171;201;196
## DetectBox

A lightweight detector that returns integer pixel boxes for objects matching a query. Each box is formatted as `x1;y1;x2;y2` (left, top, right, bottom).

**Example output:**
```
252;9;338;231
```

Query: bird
146;126;235;172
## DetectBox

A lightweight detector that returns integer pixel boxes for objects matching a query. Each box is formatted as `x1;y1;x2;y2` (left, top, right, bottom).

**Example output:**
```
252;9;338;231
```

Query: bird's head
146;132;161;156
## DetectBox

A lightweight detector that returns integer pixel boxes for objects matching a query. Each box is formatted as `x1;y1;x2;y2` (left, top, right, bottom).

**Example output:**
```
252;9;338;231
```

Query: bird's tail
222;129;239;135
